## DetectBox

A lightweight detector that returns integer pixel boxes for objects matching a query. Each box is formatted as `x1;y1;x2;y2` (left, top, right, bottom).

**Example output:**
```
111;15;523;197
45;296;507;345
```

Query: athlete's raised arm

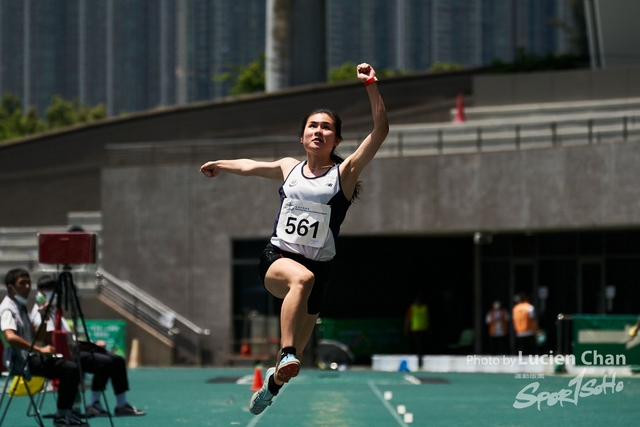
200;157;299;180
340;63;389;194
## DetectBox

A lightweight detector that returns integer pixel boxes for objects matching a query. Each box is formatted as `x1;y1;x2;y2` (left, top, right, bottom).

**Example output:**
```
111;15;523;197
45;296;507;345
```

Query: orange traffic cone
240;342;251;356
250;365;264;391
128;338;140;369
454;93;466;123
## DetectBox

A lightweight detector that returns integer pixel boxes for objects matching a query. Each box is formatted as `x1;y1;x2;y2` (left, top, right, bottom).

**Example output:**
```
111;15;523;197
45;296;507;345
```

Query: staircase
95;268;210;365
335;97;640;158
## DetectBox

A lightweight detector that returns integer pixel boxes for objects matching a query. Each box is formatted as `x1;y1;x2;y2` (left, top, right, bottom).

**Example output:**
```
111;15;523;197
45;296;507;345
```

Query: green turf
1;367;638;426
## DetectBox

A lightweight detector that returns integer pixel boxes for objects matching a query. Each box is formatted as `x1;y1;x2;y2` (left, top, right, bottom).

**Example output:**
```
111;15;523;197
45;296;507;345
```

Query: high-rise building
0;0;266;116
0;0;576;117
481;0;576;64
0;1;79;115
327;0;577;73
212;0;266;98
326;0;397;72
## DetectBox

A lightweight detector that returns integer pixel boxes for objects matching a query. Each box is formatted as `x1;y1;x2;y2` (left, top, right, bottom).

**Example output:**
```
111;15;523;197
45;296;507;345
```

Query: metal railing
338;110;640;158
106;111;640;165
95;268;210;365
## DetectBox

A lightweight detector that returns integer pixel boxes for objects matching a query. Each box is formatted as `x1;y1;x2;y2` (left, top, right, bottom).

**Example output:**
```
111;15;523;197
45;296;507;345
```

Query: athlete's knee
290;271;315;296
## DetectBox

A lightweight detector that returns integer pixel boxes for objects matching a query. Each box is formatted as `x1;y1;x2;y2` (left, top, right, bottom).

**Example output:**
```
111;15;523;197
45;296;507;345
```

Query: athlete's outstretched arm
200;157;299;180
340;63;389;191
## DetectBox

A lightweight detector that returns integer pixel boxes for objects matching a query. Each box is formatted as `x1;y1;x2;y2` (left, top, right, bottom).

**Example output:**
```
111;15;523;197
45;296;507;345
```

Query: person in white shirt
31;274;145;417
485;300;510;355
1;268;85;427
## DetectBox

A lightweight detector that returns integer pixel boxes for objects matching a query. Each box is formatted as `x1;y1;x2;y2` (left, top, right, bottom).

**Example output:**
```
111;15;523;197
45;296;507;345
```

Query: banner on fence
572;315;640;366
317;318;405;358
84;319;127;357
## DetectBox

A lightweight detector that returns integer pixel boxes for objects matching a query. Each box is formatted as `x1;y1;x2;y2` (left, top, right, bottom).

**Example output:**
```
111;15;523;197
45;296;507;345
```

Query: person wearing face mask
30;275;146;418
1;268;86;427
485;300;510;355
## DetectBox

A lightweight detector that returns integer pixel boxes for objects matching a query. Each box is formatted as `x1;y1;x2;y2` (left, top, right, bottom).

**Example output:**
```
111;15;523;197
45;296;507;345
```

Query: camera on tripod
37;231;97;270
35;231;99;358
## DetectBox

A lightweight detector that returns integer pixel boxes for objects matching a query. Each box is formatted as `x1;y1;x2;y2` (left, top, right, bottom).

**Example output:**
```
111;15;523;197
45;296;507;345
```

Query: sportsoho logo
464;350;629;410
513;369;624;410
509;351;627;411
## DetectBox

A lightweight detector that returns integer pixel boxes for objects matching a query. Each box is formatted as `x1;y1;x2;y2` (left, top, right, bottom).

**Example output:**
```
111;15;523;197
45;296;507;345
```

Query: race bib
276;198;331;248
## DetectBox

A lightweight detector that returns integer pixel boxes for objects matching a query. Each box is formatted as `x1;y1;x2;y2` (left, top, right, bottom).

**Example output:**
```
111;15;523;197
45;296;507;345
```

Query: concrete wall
101;137;640;365
474;66;640;106
0;69;476;226
10;65;640;227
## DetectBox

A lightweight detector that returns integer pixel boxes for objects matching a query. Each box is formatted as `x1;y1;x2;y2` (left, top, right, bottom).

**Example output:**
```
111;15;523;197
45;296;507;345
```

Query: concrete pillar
266;0;292;92
23;0;30;109
266;0;326;92
175;0;188;104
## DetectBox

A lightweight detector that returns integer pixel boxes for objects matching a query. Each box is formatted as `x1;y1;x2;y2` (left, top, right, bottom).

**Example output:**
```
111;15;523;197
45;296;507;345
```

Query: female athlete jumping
200;62;388;415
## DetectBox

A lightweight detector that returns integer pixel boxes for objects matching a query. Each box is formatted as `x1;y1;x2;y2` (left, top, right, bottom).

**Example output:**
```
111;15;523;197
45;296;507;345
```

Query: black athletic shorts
258;243;333;315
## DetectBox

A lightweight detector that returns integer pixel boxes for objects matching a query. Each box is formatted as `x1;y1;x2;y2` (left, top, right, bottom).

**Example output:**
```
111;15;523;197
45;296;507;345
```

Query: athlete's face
301;113;340;154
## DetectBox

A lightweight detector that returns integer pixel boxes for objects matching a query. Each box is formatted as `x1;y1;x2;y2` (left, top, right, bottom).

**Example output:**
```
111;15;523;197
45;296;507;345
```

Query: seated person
1;268;87;427
31;274;145;417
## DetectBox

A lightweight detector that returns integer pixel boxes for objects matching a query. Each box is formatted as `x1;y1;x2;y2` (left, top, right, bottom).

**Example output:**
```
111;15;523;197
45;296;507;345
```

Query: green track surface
2;367;638;426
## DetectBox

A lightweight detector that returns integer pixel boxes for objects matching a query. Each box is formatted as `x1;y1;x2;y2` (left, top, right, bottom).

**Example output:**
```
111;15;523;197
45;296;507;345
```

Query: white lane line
246;407;264;427
368;382;409;427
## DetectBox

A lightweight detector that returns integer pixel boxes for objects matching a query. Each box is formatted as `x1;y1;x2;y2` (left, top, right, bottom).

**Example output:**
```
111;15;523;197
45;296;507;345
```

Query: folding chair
0;371;47;427
30;373;110;423
447;328;475;354
80;371;114;426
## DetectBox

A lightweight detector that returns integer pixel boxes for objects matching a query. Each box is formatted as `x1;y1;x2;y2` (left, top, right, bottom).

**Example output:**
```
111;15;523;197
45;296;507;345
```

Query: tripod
30;266;115;427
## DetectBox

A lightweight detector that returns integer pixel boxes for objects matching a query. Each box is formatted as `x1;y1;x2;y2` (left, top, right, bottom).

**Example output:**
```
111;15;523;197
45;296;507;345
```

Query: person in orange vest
404;294;429;369
485;300;509;355
512;293;538;355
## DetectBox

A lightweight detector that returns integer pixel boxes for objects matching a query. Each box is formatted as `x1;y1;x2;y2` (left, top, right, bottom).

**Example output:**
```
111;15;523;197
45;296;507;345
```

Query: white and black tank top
270;161;351;261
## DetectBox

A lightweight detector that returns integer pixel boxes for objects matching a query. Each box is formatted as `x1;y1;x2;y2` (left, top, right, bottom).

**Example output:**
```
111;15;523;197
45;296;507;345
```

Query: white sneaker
275;353;300;383
249;367;276;415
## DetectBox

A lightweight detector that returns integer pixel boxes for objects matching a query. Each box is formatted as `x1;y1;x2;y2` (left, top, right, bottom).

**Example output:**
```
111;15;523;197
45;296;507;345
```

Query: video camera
37;231;97;271
36;231;98;359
